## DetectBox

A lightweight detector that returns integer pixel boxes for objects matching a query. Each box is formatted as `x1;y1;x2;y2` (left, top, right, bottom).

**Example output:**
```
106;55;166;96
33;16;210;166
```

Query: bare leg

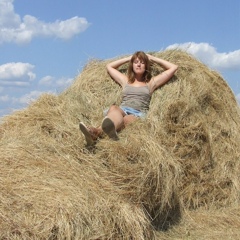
80;105;137;144
101;105;126;140
106;105;126;131
123;115;137;126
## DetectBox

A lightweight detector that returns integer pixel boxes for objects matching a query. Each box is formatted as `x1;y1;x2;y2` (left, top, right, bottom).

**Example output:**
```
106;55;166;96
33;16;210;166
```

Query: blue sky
0;0;239;117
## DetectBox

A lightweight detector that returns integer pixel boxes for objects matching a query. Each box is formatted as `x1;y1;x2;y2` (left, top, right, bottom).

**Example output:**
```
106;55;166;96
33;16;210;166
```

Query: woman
80;51;178;145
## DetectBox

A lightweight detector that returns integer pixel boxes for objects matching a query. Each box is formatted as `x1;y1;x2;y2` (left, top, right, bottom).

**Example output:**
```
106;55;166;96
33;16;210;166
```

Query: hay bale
147;51;240;209
0;50;239;239
156;207;240;240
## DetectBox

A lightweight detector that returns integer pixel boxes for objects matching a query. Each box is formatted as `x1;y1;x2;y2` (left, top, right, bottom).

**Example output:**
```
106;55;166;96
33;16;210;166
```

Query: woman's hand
146;54;154;61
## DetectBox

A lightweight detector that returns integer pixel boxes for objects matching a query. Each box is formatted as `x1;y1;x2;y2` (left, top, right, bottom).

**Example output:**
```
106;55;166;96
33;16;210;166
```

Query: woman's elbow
106;63;111;73
173;64;178;73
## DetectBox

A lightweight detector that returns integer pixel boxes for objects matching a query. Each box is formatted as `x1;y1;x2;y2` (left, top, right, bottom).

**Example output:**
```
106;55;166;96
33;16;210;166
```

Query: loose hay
0;50;240;239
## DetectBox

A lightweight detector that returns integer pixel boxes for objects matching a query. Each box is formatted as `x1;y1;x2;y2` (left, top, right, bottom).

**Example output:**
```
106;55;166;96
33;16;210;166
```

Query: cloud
166;42;240;71
0;89;48;110
0;62;35;86
13;90;47;104
0;0;20;28
39;75;73;89
39;76;55;86
0;0;90;44
55;77;74;88
0;95;10;102
0;71;73;117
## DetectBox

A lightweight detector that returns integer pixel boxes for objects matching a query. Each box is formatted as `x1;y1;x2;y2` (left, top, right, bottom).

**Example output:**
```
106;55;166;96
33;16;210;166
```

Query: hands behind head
146;54;154;61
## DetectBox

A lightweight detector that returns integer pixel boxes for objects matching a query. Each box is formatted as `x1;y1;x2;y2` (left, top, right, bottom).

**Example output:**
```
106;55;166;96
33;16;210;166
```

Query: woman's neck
130;78;147;86
134;74;144;82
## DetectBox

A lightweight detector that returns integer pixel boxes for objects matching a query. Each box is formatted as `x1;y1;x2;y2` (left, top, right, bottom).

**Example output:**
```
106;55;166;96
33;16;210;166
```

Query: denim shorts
103;106;146;118
120;106;146;118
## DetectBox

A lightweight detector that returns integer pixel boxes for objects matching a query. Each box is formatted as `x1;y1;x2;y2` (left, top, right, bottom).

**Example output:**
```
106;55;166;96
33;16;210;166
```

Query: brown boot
79;122;102;145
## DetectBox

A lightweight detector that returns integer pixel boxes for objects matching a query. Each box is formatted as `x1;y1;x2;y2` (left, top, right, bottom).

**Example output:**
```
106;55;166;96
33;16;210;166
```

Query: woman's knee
108;105;124;115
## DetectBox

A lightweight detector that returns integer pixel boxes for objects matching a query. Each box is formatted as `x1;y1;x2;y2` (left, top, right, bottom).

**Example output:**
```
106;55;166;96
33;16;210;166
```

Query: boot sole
101;117;119;141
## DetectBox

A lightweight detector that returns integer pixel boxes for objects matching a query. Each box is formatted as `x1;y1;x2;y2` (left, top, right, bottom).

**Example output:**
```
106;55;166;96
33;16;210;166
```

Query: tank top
120;84;151;112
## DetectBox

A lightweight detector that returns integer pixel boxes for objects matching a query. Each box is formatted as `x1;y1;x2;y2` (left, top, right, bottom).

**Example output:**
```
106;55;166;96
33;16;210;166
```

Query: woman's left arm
147;54;178;93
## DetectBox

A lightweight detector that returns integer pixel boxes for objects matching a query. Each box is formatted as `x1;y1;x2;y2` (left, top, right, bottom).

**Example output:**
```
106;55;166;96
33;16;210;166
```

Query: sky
0;0;239;118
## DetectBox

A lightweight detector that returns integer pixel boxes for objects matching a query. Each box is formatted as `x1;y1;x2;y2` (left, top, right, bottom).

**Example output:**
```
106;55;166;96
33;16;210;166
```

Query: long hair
127;51;152;83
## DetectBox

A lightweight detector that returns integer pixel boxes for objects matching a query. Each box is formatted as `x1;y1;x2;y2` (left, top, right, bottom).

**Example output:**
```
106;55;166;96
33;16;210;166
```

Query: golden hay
0;50;240;239
156;206;240;240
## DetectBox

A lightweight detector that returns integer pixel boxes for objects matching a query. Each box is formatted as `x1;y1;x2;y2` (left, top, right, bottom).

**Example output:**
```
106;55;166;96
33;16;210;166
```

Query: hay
0;50;240;239
156;206;240;240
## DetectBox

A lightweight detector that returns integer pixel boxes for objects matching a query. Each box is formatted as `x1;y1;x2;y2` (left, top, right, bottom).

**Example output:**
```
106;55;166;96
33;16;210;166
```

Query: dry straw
0;50;239;239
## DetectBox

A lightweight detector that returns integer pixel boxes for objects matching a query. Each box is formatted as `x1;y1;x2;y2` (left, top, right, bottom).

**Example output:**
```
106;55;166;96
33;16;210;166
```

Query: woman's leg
101;105;126;140
123;115;137;126
105;105;126;131
80;105;125;144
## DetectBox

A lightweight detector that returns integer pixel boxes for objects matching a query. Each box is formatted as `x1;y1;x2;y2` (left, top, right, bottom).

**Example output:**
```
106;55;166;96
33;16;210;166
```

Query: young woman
80;51;178;145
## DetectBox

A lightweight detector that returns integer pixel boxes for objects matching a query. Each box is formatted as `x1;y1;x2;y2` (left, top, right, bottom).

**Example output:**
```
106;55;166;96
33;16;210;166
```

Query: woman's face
133;58;146;75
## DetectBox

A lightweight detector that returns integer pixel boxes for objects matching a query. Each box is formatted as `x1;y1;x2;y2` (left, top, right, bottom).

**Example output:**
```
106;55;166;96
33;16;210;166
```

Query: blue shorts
103;106;146;118
120;106;146;118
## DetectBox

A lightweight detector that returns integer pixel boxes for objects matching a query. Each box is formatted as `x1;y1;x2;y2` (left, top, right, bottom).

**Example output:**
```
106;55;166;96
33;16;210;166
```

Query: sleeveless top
120;84;151;112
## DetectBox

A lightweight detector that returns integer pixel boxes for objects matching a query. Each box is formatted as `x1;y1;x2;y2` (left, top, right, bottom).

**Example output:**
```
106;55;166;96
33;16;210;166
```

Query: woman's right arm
106;56;131;86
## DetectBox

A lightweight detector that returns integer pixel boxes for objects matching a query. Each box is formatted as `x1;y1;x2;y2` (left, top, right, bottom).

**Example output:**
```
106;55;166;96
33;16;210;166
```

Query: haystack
0;50;239;239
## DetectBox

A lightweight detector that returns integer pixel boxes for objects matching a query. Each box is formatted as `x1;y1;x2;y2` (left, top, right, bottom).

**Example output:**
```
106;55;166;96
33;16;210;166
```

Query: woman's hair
127;51;152;83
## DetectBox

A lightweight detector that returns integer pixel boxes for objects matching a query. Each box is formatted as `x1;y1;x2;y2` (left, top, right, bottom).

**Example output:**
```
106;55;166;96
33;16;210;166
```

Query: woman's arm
147;54;178;93
106;56;131;86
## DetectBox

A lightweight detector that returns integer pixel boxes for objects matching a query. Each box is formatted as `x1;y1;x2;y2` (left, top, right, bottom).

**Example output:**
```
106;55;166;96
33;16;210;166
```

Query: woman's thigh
107;105;126;116
123;115;137;126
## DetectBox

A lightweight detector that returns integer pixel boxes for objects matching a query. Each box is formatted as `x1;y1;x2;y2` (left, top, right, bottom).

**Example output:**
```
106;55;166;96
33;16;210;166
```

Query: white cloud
0;62;35;86
166;42;240;71
55;77;74;88
13;90;45;104
0;0;90;44
0;95;10;102
0;0;20;28
0;90;52;111
39;75;55;86
39;75;73;88
0;81;30;87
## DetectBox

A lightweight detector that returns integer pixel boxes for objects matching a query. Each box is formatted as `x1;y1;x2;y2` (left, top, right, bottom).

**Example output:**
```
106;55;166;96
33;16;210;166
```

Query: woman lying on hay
80;51;178;145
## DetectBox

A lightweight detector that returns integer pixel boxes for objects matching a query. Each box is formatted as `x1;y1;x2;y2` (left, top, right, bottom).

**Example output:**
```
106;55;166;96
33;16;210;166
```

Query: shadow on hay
145;193;182;231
